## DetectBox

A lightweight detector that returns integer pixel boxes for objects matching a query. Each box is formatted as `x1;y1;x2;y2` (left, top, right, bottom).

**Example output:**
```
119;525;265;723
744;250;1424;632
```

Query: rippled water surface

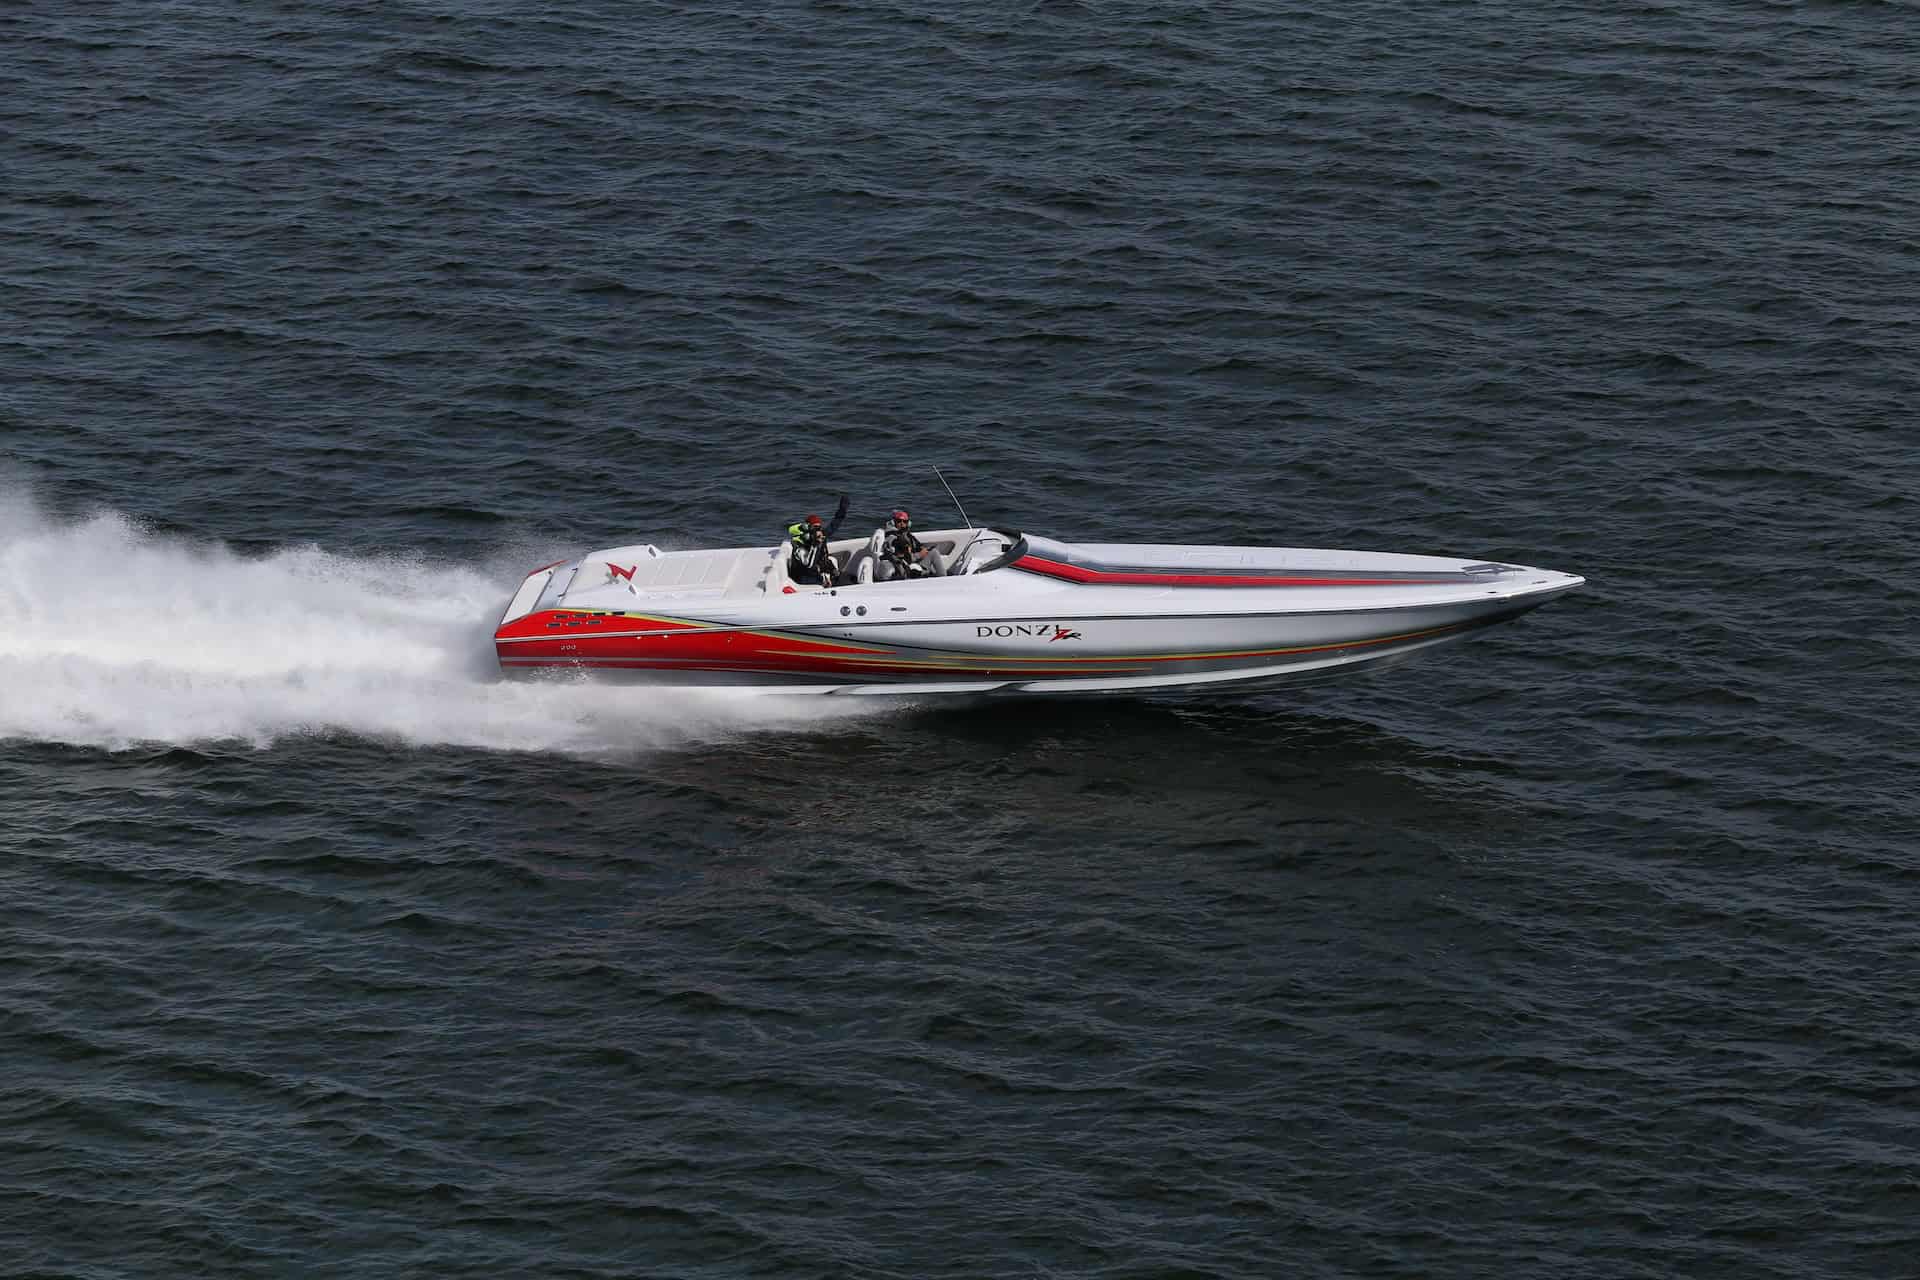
4;2;1918;1276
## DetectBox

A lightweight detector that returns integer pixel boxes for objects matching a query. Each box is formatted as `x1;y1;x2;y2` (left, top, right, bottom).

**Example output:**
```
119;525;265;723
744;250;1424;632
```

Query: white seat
866;528;896;582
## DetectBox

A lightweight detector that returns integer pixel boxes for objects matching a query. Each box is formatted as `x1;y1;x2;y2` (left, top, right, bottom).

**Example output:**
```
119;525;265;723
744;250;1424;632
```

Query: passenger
879;509;939;580
787;515;837;587
785;495;848;587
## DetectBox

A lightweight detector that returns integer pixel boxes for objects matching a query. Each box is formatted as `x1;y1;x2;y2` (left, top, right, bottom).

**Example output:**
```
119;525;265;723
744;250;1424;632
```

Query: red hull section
495;608;1478;683
495;609;1152;679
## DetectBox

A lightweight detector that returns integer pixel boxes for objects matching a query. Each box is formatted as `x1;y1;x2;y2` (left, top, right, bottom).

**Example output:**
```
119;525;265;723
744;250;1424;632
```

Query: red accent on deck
1010;556;1456;588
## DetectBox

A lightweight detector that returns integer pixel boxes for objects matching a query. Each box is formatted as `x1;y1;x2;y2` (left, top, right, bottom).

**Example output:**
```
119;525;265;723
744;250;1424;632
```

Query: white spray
0;485;876;754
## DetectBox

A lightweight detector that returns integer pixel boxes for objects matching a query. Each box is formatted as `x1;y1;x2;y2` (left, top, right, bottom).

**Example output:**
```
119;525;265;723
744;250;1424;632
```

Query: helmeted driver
881;508;936;579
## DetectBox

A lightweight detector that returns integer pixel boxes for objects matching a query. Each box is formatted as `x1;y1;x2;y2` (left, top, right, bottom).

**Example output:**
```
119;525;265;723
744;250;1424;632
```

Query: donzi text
977;624;1083;642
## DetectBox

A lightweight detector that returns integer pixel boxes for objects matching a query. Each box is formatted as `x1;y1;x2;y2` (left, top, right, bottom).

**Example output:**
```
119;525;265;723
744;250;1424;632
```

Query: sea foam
0;485;871;754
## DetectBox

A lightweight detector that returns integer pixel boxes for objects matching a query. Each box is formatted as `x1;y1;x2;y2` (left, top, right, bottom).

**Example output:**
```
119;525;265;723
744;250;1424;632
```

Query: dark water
5;1;1918;1275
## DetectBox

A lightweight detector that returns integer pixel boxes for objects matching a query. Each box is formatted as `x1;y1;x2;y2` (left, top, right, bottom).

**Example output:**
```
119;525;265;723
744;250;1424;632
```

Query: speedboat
493;524;1582;697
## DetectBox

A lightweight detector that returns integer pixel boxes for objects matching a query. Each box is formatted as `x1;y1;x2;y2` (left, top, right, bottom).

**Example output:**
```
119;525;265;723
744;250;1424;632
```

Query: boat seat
864;529;893;582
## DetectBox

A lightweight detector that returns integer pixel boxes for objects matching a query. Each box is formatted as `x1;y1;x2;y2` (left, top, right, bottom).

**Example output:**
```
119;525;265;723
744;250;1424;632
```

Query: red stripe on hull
500;659;1151;677
495;614;1480;681
495;610;720;643
495;612;1071;677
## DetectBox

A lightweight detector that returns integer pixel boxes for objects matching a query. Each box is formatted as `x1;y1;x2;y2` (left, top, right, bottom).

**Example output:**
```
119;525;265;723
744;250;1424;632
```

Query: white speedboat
494;527;1582;696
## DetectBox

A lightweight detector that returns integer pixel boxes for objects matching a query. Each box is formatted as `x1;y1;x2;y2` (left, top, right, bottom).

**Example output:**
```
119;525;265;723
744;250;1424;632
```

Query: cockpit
829;527;1025;584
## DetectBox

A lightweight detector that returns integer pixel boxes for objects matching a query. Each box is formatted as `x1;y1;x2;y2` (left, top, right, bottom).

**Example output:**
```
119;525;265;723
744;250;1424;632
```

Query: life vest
788;523;826;571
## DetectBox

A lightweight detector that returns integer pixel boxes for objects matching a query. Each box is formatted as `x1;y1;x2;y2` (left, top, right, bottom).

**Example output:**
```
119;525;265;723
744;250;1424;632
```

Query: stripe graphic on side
497;613;1500;680
1010;556;1466;588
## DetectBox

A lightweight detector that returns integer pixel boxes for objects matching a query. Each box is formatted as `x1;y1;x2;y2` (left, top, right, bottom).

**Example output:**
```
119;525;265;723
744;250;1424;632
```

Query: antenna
933;466;972;529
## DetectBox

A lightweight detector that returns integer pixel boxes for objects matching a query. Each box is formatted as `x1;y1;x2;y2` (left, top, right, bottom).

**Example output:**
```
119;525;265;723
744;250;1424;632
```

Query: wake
0;487;870;754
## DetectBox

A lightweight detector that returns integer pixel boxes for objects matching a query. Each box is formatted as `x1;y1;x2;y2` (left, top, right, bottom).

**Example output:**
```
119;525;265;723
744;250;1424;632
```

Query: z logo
1049;626;1082;643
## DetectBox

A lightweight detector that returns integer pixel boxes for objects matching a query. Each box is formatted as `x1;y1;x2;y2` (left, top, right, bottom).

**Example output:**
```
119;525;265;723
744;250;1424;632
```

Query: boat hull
492;529;1583;697
495;592;1574;696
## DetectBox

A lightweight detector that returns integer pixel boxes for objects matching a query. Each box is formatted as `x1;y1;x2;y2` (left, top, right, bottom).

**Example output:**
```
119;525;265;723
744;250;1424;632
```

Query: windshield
967;531;1026;575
